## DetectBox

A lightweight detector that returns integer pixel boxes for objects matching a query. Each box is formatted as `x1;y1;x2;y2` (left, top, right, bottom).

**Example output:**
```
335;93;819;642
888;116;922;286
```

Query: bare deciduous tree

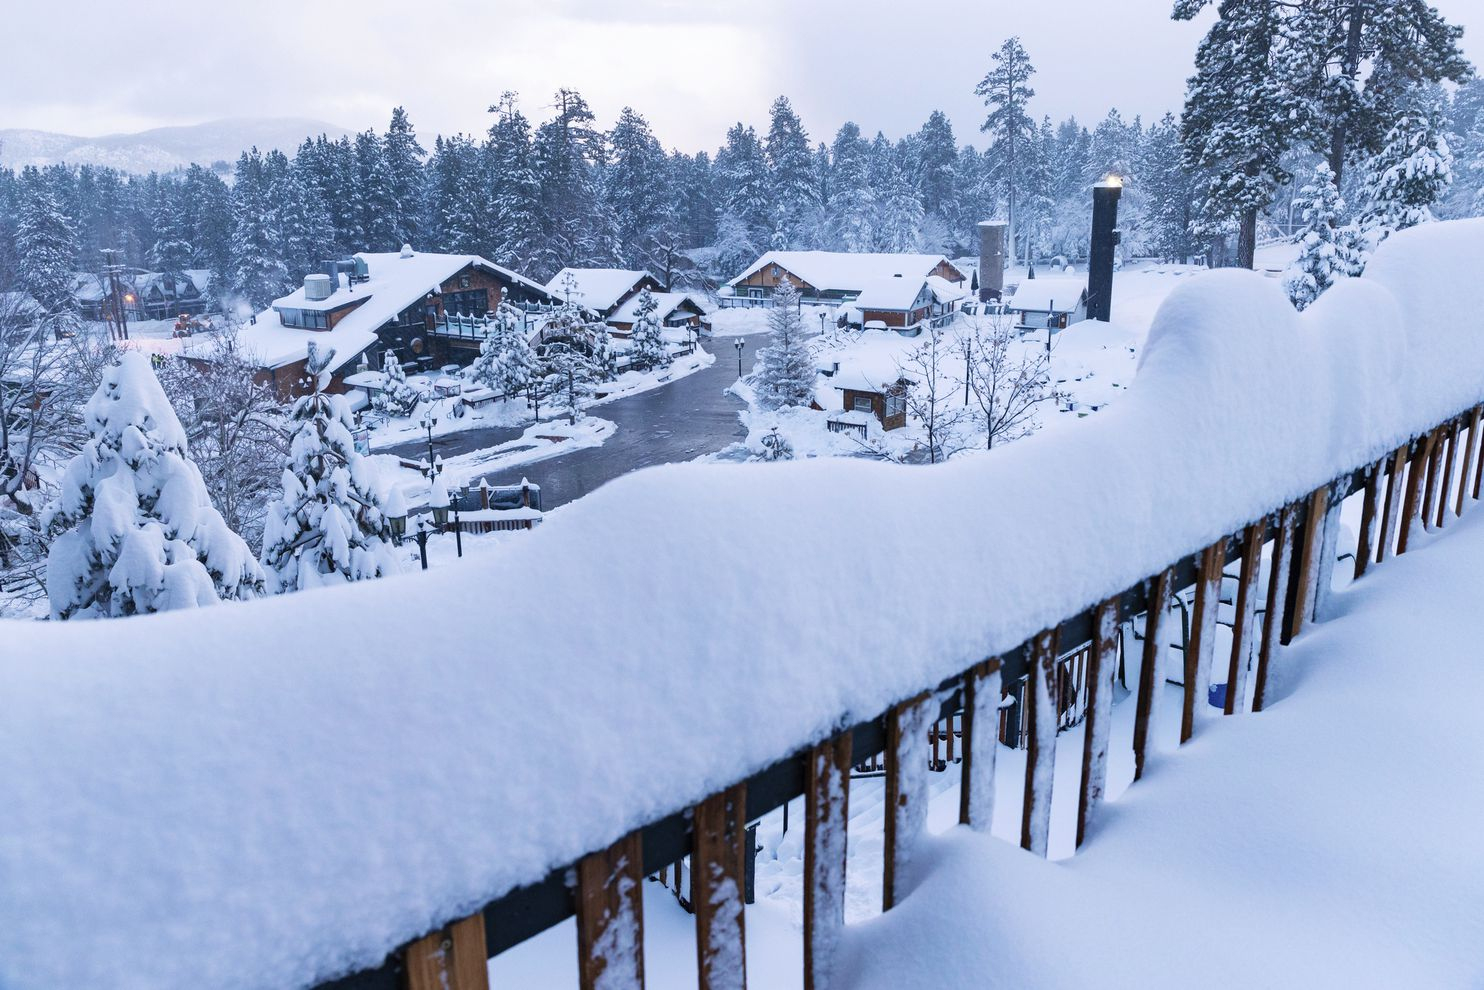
959;313;1061;450
895;322;967;464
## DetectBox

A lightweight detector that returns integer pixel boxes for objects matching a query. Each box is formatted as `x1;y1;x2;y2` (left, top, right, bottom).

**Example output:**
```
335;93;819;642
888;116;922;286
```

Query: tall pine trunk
1327;4;1367;187
1238;206;1258;270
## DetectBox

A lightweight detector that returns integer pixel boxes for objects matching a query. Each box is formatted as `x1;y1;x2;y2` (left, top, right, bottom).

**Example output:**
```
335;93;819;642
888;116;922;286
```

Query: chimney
977;220;1007;302
1087;176;1123;322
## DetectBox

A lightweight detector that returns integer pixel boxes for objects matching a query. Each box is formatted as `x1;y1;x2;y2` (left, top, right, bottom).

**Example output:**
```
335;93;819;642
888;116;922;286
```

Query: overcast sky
3;0;1479;152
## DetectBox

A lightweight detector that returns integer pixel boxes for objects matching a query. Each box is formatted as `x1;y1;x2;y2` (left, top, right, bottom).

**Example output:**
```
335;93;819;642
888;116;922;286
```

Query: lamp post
734;338;745;378
419;411;439;467
414;516;430;571
420;453;462;558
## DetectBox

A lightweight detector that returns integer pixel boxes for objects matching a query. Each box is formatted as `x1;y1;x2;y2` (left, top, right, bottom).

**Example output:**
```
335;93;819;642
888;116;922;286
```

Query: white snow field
0;221;1482;990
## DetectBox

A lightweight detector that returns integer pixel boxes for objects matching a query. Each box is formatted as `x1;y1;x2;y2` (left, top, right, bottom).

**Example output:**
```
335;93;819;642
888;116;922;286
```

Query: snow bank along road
1;221;1482;990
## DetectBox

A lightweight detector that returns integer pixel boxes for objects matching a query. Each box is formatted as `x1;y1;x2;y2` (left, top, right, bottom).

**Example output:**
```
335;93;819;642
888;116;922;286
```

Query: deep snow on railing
1;221;1482;990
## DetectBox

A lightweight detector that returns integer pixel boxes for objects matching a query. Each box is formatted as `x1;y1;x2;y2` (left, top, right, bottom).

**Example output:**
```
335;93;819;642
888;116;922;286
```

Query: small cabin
1006;277;1089;333
722;251;967;308
832;376;910;432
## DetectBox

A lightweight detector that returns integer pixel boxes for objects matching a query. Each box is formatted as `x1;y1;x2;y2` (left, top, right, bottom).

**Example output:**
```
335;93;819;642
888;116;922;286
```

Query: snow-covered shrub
261;345;401;592
43;351;265;619
1361;92;1454;246
372;350;420;417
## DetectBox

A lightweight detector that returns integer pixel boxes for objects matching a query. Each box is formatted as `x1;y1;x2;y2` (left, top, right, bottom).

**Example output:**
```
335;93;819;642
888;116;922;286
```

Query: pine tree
754;280;815;410
355;130;400;251
1176;0;1297;269
229;149;289;309
383;106;426;246
628;288;669;371
487;92;546;272
976;37;1037;266
535;89;603;274
271;161;332;285
1284;162;1358;309
261;344;400;592
1360;88;1454;242
1140;112;1198;262
717;123;772;249
43;352;265;619
1289;0;1471;187
467;290;538;400
15;166;79;333
148;184;193;292
765;96;818;248
827;122;876;252
607;106;668;264
916;110;960;224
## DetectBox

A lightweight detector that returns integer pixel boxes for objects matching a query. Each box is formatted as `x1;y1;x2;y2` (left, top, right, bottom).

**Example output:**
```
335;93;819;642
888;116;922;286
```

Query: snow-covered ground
706;304;838;337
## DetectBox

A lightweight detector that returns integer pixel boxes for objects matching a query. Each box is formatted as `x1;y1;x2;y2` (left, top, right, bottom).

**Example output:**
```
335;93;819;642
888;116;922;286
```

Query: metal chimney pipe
977;220;1007;303
1087;176;1122;323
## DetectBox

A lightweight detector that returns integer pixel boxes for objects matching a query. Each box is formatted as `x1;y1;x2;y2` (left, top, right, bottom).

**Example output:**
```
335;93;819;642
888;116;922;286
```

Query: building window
442;288;489;318
279;308;328;329
459;275;472;289
885;392;906;419
852;395;874;413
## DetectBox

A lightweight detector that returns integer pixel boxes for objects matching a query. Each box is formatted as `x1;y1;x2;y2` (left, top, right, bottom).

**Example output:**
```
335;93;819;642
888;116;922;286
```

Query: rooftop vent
303;273;333;302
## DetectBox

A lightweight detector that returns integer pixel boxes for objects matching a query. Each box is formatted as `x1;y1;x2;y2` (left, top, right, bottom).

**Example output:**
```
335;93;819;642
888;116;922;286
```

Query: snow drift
1;221;1482;990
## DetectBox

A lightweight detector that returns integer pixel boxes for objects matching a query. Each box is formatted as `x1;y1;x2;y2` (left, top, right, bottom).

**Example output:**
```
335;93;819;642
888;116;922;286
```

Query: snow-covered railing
2;221;1483;990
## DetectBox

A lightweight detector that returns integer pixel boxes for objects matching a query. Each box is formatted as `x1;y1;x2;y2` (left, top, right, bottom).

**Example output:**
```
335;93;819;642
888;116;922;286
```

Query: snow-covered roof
854;275;930;312
728;252;964;292
1007;277;1088;313
0;290;40;317
546;268;654;314
608;291;703;326
239;250;551;374
927;274;969;305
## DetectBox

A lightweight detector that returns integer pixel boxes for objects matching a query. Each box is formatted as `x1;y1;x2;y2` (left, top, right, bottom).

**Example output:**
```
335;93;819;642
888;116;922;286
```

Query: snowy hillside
0;117;349;173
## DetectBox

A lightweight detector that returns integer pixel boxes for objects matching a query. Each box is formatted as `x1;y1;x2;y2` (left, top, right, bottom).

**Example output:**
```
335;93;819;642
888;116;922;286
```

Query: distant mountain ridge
0;117;352;174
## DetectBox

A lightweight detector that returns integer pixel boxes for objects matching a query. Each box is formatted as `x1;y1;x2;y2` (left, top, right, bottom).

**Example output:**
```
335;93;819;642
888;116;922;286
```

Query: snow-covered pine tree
765;96;818;249
486;92;546;272
1175;0;1296;269
828;123;876;252
975;37;1038;266
260;343;400;592
372;349;420;417
356;129;400;252
1360;89;1454;244
43;351;265;619
383;106;426;247
628;287;669;371
467;290;539;400
753;280;816;410
717;123;772;250
229;149;289;309
1283;162;1358;310
147;185;193;291
15;166;79;335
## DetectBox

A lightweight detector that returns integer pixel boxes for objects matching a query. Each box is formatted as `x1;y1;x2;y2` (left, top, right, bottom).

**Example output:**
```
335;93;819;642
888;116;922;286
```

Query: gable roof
853;275;932;312
728;252;963;292
1007;277;1088;313
238;250;552;373
608;291;705;325
546;268;656;314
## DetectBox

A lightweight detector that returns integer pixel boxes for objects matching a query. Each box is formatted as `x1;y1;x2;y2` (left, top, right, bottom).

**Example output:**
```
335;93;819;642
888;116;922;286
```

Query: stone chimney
977;220;1007;302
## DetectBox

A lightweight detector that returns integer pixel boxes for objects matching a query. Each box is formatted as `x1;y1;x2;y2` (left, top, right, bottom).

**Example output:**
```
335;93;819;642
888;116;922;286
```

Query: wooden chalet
722;251;967;309
235;248;557;397
543;268;708;339
1005;277;1089;333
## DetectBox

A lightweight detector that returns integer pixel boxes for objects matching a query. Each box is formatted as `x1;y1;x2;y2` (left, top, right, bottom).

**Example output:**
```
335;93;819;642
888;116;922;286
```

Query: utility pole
101;248;130;341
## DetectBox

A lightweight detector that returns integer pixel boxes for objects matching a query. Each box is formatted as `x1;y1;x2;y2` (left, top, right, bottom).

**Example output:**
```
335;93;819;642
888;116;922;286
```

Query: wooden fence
320;401;1484;990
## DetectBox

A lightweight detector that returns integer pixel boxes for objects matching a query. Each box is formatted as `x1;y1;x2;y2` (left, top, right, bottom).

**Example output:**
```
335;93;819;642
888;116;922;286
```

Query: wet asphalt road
385;336;759;511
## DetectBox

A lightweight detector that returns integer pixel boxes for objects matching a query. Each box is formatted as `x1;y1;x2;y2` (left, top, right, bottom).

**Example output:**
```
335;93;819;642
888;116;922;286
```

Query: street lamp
414;516;430;571
819;311;828;335
734;338;745;378
420;453;461;557
419;411;439;467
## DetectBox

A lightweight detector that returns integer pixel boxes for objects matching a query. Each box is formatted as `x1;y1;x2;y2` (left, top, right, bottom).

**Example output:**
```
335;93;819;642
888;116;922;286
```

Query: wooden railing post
1398;433;1433;555
1132;568;1172;780
1458;407;1481;517
1076;598;1120;847
1182;538;1226;743
1422;424;1447;531
1253;506;1294;713
804;733;851;990
1354;459;1383;580
1436;419;1459;529
959;660;1002;830
1377;446;1408;564
405;914;489;990
1020;630;1058;857
1283;487;1326;644
883;693;934;910
576;832;645;990
1224;521;1264;716
694;785;748;990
